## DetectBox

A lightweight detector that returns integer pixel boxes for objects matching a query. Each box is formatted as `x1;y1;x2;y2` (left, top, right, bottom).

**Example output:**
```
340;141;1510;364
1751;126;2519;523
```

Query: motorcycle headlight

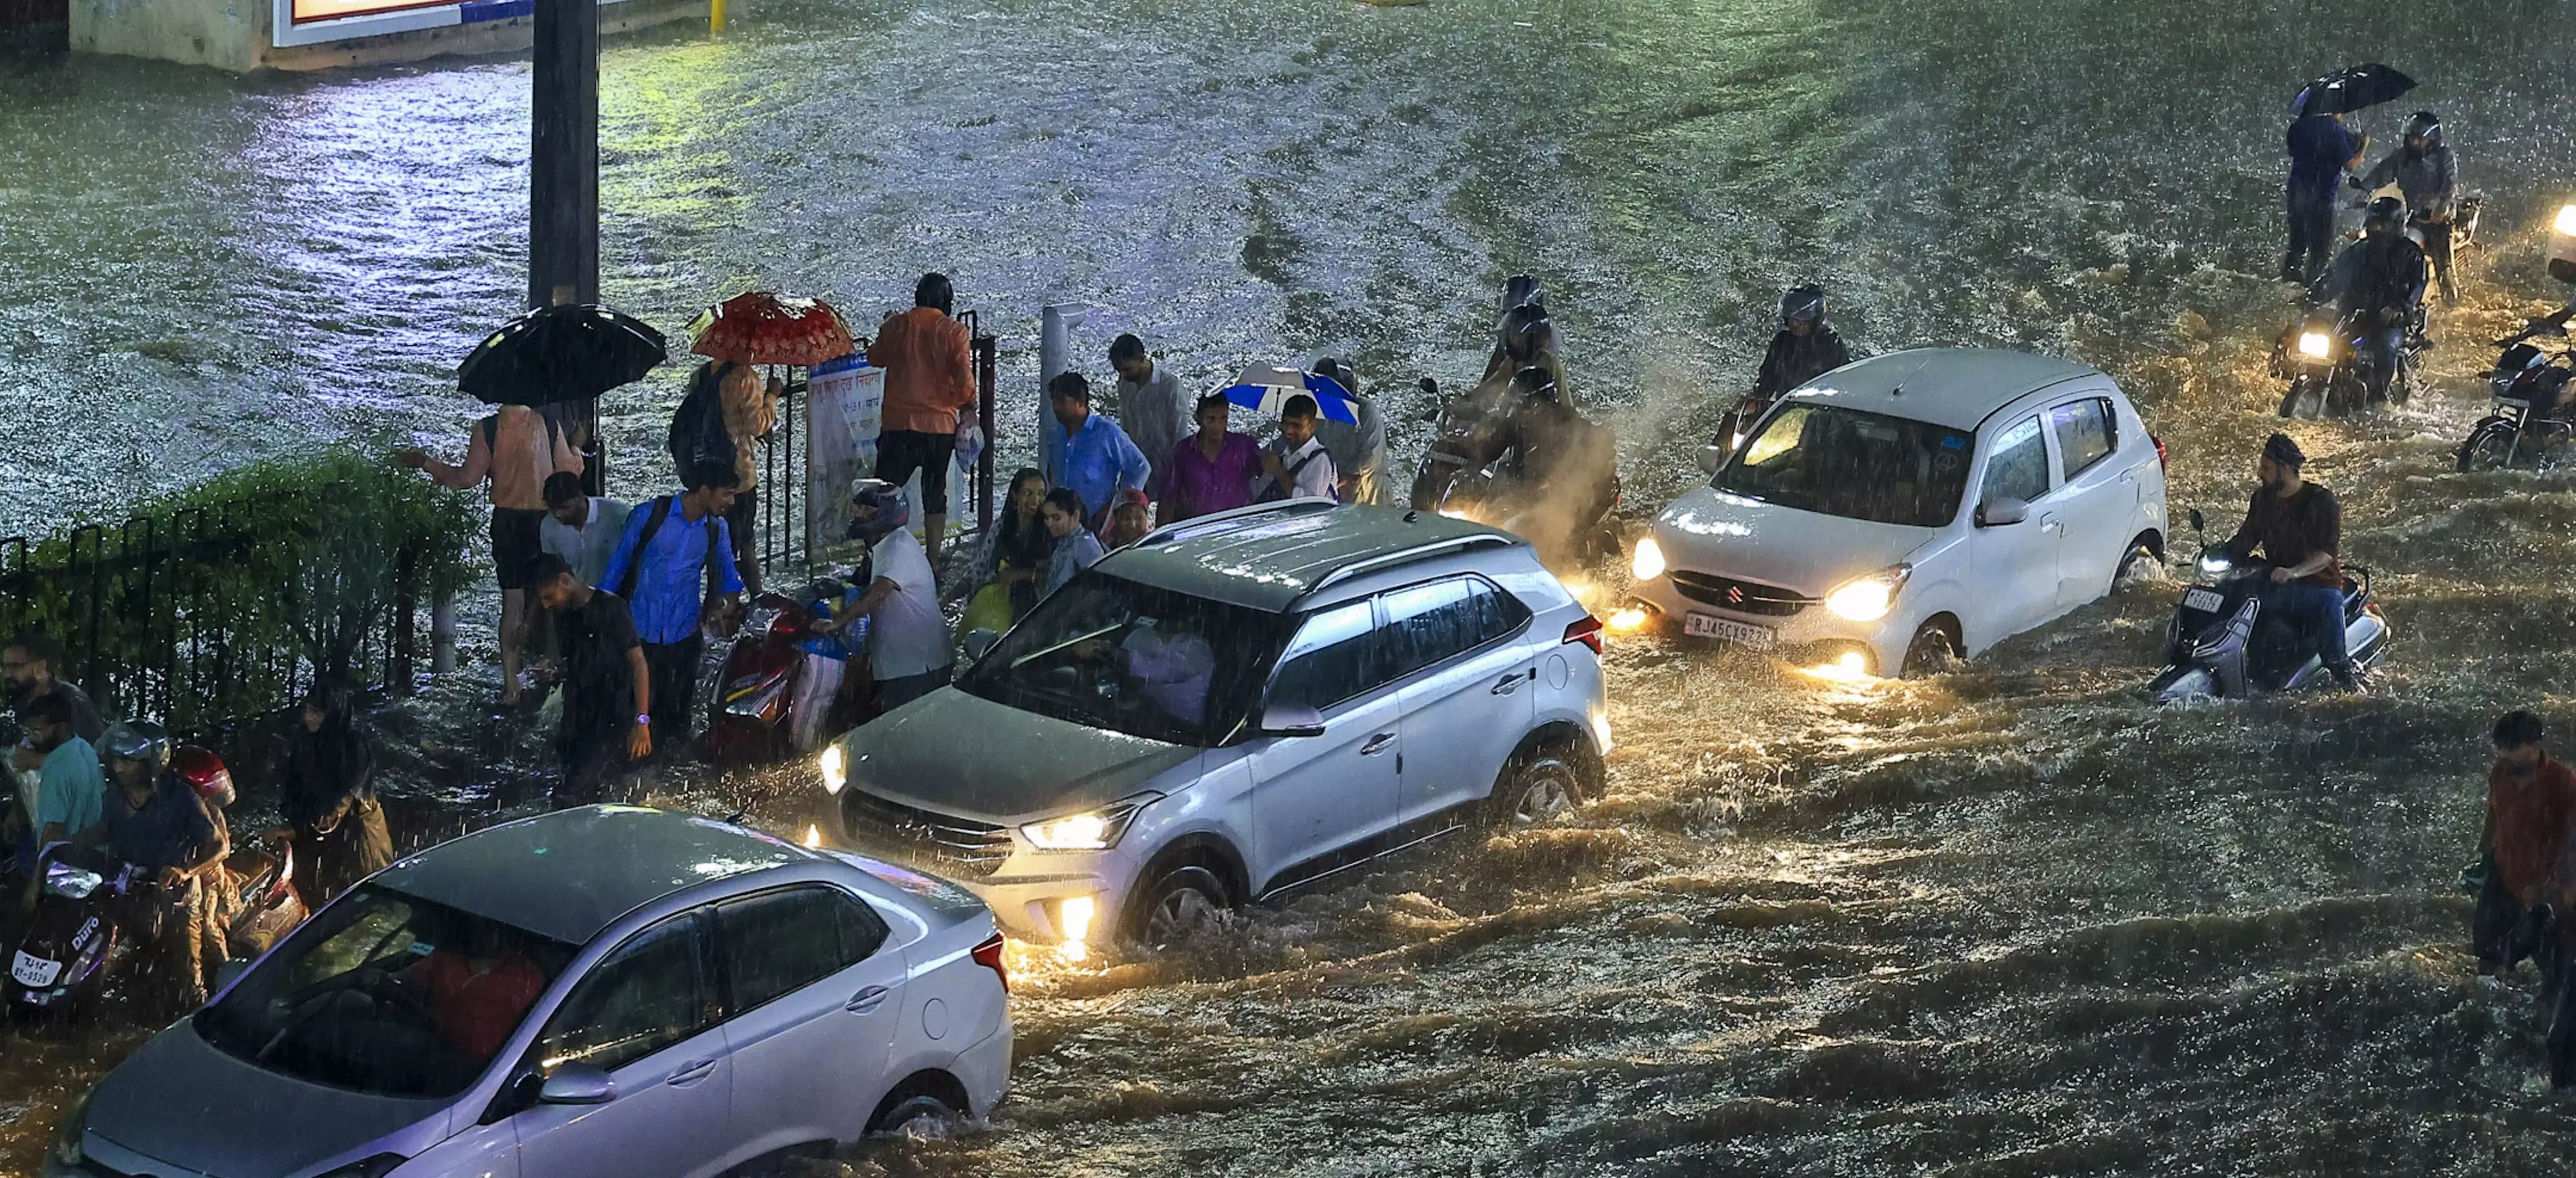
2297;331;2333;360
43;864;102;900
818;744;847;795
2555;204;2576;237
51;1086;92;1168
1630;536;1667;581
1021;793;1162;852
1823;564;1910;623
2198;555;2233;577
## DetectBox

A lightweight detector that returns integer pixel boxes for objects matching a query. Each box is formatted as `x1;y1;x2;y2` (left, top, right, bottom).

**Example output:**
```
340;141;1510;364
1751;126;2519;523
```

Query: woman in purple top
1155;393;1264;523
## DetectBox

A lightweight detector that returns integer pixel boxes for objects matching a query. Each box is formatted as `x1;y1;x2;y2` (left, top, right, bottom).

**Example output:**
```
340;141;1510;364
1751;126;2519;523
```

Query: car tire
1900;621;1959;678
867;1091;958;1138
2114;536;2163;592
1125;863;1233;950
1486;743;1586;828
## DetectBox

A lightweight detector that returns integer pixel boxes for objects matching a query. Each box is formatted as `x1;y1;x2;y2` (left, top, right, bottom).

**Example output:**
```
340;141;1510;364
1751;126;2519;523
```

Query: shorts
490;507;548;590
876;429;957;515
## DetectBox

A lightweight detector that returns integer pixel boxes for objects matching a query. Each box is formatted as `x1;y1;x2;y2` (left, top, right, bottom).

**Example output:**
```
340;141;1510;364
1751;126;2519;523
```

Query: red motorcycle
700;578;878;764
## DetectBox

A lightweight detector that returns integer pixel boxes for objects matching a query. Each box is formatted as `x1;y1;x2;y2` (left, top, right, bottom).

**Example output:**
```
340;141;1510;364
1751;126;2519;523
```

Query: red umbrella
687;291;855;368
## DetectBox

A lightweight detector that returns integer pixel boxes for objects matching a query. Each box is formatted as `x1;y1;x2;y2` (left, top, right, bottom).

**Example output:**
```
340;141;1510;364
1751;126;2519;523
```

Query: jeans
2284;185;2337;281
2358;325;2404;404
641;636;704;753
2471;872;2576;1086
2262;579;2353;676
557;726;638;808
2419;218;2455;292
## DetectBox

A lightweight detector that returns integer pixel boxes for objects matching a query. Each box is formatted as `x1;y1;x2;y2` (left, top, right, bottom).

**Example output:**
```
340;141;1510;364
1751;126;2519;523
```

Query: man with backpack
397;404;585;707
598;463;746;756
667;360;778;595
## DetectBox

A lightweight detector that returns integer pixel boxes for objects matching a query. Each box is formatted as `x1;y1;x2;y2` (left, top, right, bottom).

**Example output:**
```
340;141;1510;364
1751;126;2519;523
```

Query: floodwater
7;0;2576;1171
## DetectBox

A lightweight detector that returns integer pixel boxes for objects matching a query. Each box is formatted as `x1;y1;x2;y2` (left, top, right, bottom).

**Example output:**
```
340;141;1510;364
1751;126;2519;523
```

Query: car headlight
1823;564;1911;622
818;744;847;795
2556;203;2576;236
2297;331;2333;360
1021;793;1162;851
1630;536;1667;581
50;1086;91;1167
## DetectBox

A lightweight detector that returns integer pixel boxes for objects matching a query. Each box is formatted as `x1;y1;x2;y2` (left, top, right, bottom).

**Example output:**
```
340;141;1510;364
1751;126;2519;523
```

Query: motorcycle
1409;277;1567;513
8;837;305;1018
2147;509;2390;702
2271;303;2423;418
2456;319;2576;471
700;573;875;764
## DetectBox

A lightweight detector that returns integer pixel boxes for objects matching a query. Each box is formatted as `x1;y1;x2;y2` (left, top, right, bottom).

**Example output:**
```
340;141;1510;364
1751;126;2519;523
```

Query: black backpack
666;382;733;478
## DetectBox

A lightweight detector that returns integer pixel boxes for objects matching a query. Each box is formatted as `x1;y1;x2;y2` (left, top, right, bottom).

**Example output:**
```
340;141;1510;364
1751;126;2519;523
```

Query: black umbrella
2293;63;2416;116
457;304;668;406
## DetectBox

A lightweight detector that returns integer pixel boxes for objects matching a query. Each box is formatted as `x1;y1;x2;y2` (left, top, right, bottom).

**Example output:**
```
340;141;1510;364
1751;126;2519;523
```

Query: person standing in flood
2473;711;2576;1086
270;681;395;905
1154;393;1262;524
1109;334;1191;512
599;464;746;756
2282;105;2365;284
396;404;584;707
532;554;652;806
1310;359;1390;506
5;632;102;744
868;273;979;572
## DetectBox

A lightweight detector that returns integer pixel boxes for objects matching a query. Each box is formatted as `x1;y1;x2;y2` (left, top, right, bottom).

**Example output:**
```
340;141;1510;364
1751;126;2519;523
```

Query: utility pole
529;0;604;491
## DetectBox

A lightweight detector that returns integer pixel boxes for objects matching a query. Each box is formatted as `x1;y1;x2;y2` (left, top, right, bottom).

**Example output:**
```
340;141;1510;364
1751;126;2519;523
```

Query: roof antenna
1403;510;1420;523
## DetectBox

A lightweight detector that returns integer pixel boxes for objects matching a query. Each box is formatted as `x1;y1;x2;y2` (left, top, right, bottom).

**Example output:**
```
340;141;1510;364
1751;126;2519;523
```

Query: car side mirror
1696;445;1727;477
2187;508;2205;533
538;1064;616;1106
1975;497;2030;528
963;628;1001;663
1257;705;1326;738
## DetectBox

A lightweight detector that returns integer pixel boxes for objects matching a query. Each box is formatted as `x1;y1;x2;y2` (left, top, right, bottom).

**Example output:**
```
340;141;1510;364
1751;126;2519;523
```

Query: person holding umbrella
396;406;583;707
1257;394;1340;504
2284;64;2411;284
1310;358;1390;506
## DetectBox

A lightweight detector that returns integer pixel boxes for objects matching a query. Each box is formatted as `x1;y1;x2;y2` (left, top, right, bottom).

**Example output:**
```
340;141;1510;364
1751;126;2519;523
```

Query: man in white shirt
1110;334;1191;504
843;480;955;713
539;472;633;589
1258;393;1340;502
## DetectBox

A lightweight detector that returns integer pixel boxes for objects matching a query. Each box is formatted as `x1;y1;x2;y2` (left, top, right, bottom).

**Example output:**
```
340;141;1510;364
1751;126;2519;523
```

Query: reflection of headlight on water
2297;331;2333;360
1607;606;1651;632
1799;650;1878;683
803;824;823;848
1057;895;1096;962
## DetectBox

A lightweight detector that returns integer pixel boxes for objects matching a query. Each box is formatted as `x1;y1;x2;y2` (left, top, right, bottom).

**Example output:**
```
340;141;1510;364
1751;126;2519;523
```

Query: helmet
1780;284;1828;327
1499;302;1555;363
1500;274;1543;315
2402;111;2442;145
2363;196;2407;234
845;478;911;544
98;720;173;777
171;746;235;809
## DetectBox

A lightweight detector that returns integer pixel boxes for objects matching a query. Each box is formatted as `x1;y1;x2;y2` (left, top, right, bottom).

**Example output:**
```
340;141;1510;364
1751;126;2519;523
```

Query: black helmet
2363;196;2407;234
1499;302;1555;363
99;720;173;777
2402;111;2442;146
1780;284;1827;327
1500;274;1543;314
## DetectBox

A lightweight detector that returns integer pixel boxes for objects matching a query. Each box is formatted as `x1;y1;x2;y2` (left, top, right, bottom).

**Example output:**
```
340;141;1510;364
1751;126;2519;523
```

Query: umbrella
457;304;667;407
2292;63;2415;116
688;291;855;368
1218;364;1361;424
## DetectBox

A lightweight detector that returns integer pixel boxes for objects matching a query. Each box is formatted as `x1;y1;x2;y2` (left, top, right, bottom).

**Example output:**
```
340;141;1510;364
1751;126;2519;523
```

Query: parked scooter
2147;509;2390;702
2457;318;2576;471
701;572;875;763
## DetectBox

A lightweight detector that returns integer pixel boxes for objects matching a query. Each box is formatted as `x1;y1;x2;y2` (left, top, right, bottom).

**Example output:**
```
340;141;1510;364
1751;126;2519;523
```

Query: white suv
817;500;1611;950
1624;348;2168;675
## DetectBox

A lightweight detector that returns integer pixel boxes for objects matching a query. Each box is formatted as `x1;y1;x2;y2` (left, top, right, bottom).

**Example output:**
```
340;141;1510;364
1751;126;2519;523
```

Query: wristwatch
636;714;653;726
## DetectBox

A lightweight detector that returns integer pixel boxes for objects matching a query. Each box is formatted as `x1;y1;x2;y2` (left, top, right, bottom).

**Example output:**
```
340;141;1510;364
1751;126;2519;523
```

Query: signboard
272;0;600;50
805;356;883;554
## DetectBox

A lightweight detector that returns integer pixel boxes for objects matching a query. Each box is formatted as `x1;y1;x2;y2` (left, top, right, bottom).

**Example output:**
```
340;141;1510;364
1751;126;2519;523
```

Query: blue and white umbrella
1219;363;1361;423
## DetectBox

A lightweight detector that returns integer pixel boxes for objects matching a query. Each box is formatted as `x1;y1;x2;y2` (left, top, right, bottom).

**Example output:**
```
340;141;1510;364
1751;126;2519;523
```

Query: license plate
1683;613;1776;648
11;951;61;990
2182;588;2224;613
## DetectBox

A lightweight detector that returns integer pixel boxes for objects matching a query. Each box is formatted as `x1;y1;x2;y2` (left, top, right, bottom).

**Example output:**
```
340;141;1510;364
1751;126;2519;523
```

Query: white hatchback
1625;348;2167;675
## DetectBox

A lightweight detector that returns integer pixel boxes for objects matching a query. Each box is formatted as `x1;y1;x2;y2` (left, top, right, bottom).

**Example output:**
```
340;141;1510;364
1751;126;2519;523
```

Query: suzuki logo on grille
1726;584;1744;605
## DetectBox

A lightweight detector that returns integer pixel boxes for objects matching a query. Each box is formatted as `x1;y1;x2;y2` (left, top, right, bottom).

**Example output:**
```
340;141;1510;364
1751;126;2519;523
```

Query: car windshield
195;886;575;1099
1715;402;1975;528
962;569;1288;745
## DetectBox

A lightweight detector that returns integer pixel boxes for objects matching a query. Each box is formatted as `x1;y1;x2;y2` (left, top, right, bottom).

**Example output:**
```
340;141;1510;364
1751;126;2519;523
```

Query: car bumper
827;785;1141;945
1627;574;1904;674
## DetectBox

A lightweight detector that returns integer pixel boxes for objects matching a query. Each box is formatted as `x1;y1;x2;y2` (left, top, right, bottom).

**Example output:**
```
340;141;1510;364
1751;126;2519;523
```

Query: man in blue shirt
600;463;746;756
2284;109;2365;284
1040;372;1152;528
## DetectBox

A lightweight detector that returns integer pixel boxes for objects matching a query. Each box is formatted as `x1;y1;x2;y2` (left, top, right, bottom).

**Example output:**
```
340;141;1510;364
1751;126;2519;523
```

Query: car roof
371;805;817;945
1100;500;1526;612
1784;348;2106;431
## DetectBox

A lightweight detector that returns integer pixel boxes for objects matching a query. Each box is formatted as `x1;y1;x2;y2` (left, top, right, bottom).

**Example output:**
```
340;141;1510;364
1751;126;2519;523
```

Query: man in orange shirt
397;405;585;706
866;273;975;571
2474;711;2576;1086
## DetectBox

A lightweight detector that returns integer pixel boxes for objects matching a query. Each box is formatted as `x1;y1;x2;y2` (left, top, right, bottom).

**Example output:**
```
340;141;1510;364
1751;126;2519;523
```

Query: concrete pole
531;0;604;493
1039;303;1087;460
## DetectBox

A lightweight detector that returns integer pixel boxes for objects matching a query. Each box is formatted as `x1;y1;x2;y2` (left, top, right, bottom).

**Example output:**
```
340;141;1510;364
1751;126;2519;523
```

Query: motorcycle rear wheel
2458;420;2519;472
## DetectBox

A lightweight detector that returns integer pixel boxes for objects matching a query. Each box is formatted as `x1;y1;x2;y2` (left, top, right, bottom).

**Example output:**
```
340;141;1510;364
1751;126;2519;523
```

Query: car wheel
869;1091;958;1138
1900;621;1959;678
1127;864;1232;950
1487;744;1585;828
2114;538;2163;592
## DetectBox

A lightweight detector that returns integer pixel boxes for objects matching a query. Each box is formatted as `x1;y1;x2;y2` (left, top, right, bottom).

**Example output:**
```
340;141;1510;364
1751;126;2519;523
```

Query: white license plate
11;951;61;990
2181;588;2224;613
1683;613;1776;648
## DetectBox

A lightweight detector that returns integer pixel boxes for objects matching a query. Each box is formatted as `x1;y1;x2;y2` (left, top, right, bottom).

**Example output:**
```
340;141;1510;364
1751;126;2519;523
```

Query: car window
962;571;1289;745
1716;402;1976;528
1265;600;1384;711
2048;398;2116;480
1980;415;2051;506
1381;576;1531;681
538;914;710;1075
717;887;891;1013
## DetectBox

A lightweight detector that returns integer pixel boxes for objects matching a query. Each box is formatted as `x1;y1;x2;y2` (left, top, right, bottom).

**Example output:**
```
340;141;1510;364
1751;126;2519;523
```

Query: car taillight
1563;615;1605;654
2152;434;2167;471
971;932;1009;992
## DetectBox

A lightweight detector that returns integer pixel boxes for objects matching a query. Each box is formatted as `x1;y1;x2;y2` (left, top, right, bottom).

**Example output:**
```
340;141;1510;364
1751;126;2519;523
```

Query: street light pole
530;0;604;491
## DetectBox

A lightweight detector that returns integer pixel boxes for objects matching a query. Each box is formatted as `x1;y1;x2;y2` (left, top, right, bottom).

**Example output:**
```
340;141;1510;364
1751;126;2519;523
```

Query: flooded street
9;0;2576;1171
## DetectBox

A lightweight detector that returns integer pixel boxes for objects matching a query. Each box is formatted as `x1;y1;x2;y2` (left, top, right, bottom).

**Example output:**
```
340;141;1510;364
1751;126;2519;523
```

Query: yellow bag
956;582;1015;643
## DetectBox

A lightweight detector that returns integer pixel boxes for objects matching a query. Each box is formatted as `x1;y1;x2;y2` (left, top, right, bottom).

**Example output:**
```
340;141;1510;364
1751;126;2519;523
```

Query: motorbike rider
2218;433;2365;692
1488;366;1620;550
2357;111;2460;300
1723;285;1854;447
77;721;226;1014
1480;300;1568;402
2314;196;2427;406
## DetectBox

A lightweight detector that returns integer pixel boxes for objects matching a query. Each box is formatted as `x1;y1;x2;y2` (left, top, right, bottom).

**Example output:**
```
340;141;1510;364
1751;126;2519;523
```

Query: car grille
1669;570;1813;616
839;790;1014;879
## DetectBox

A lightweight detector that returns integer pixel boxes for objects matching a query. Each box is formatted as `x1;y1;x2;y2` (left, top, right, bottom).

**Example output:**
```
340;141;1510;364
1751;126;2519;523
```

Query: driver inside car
398;920;549;1064
2220;433;2365;692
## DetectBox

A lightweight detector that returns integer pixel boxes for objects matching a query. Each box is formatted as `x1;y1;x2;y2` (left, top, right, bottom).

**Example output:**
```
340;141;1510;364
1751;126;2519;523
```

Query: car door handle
845;985;891;1013
667;1058;719;1087
1490;673;1523;695
1359;733;1396;755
